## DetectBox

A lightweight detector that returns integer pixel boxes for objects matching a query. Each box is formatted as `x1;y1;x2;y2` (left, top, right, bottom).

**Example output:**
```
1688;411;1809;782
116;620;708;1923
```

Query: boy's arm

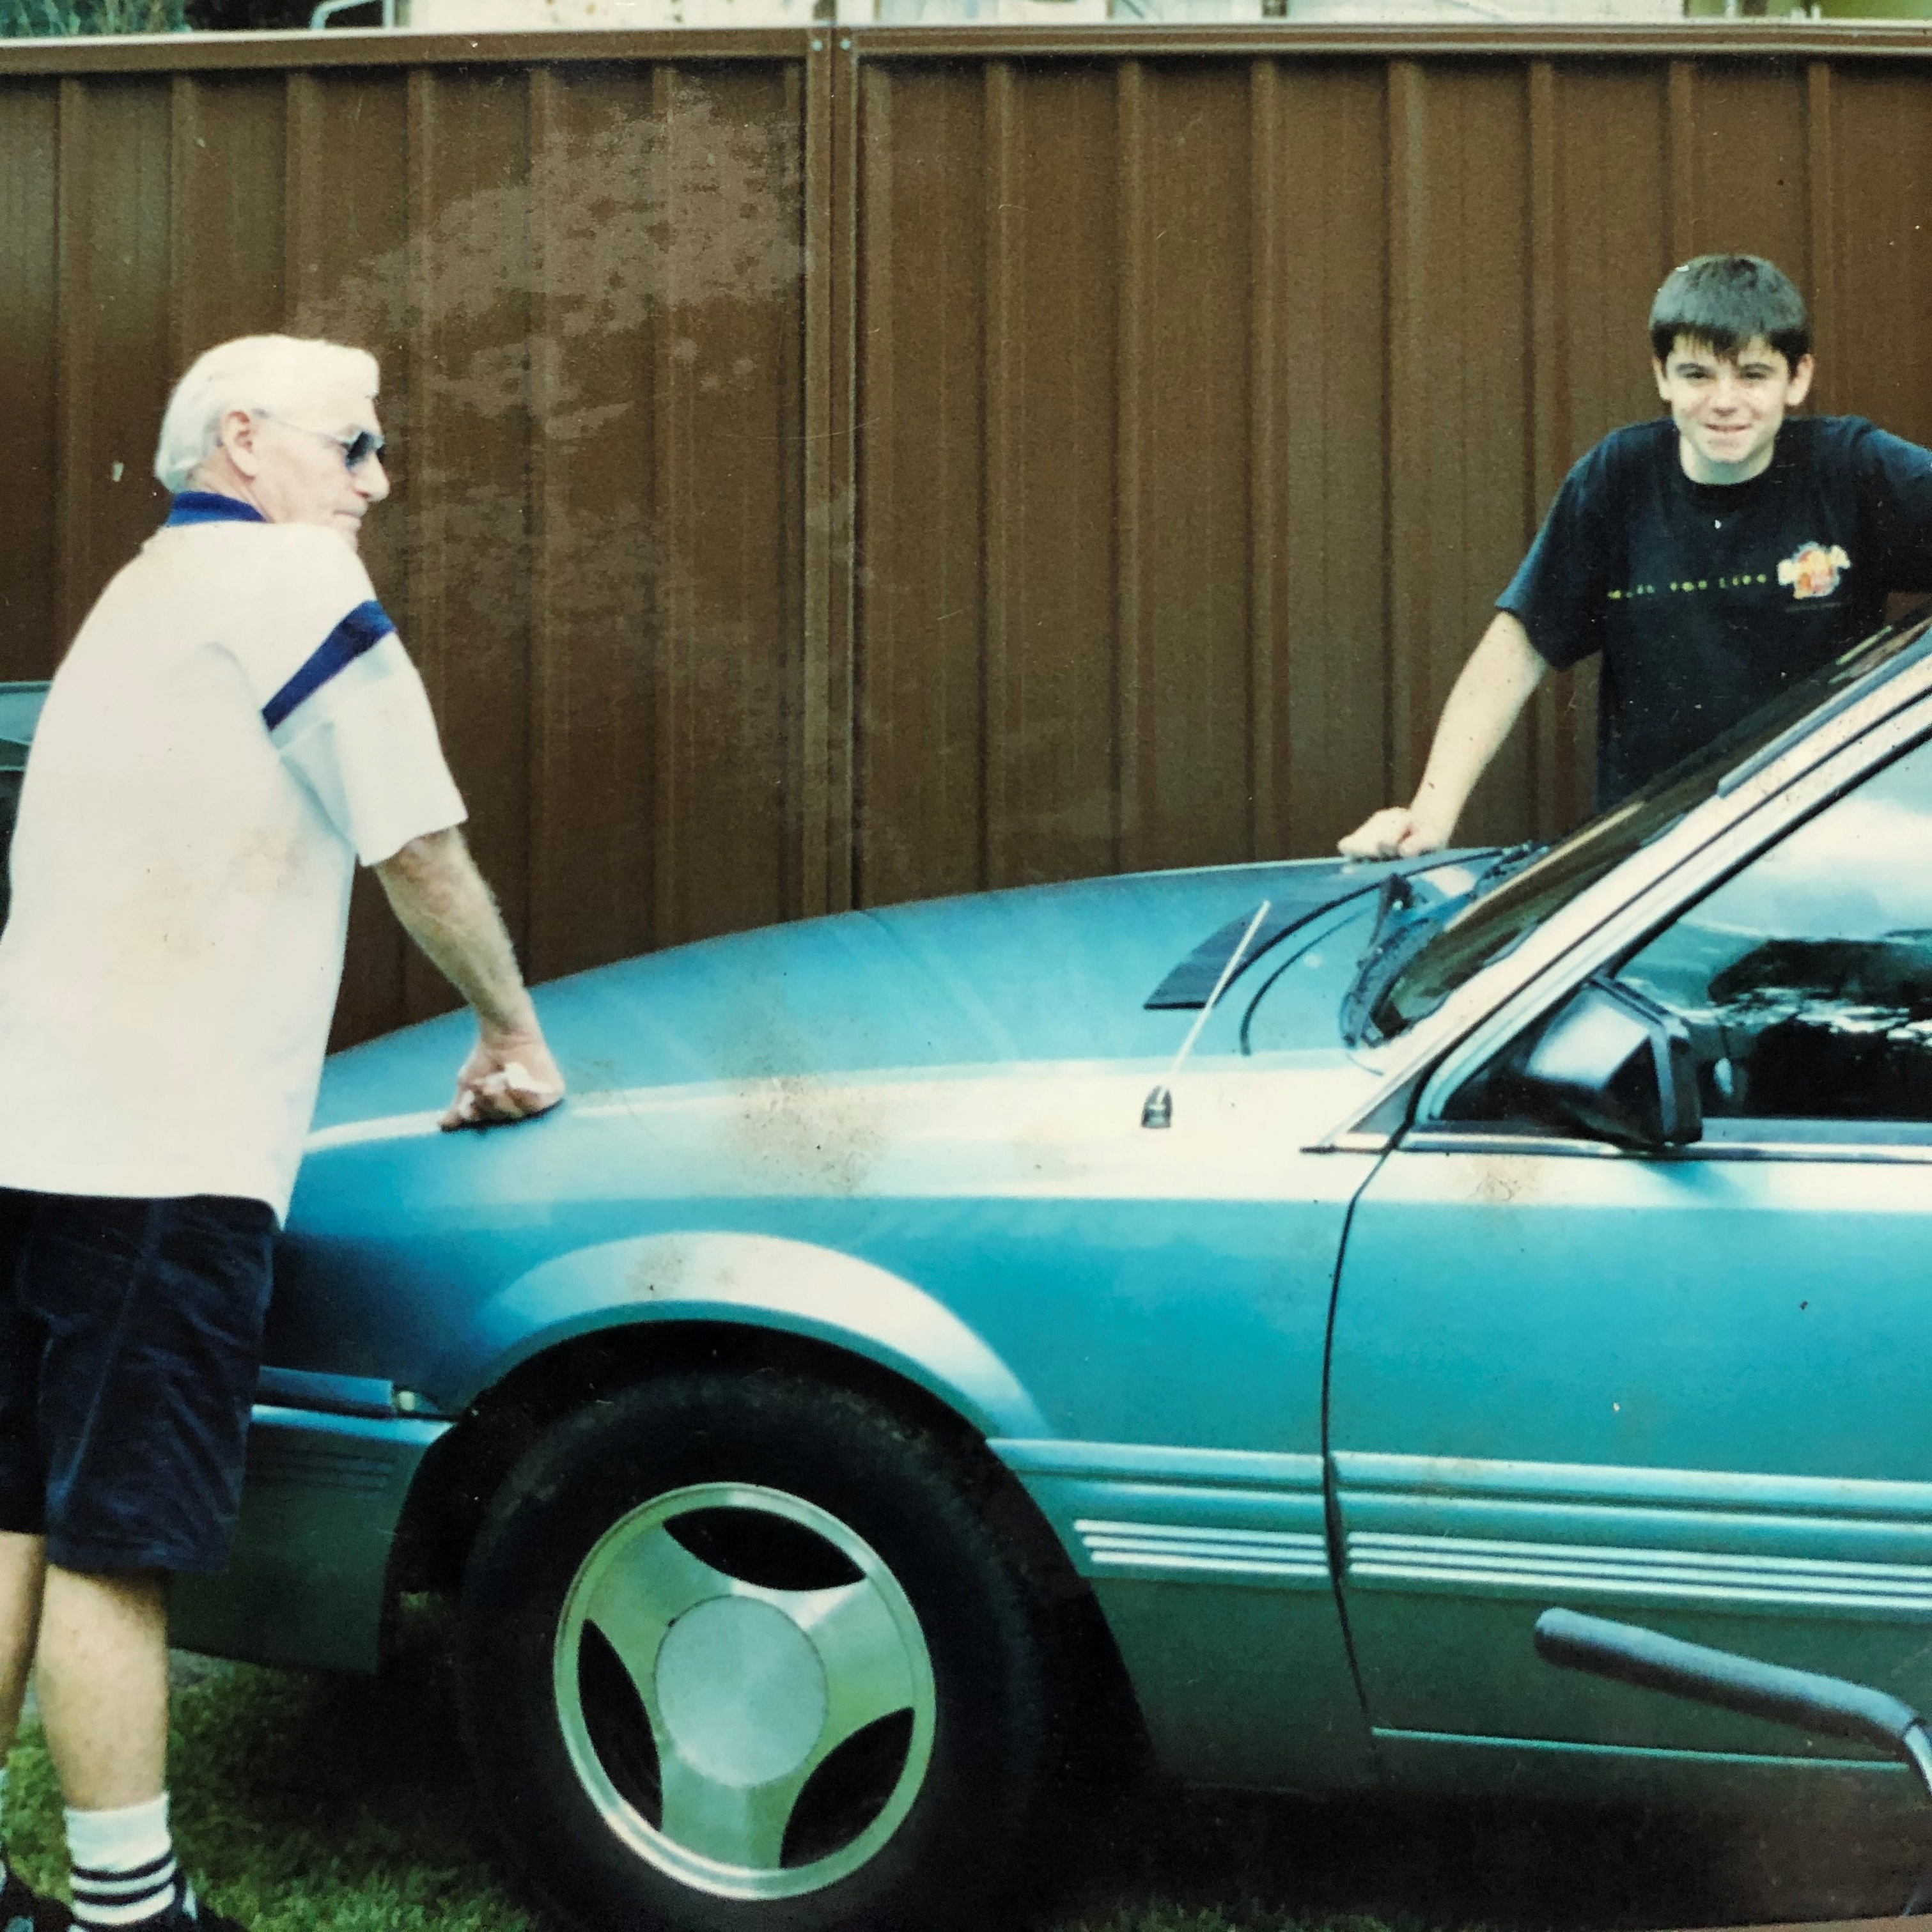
1338;612;1549;860
1858;425;1932;589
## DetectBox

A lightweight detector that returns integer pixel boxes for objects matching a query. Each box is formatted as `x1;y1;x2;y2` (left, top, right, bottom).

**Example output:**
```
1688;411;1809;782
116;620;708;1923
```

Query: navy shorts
0;1188;276;1575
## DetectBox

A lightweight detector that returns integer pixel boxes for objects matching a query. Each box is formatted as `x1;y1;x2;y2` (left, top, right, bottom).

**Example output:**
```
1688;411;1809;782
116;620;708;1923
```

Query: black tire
456;1371;1060;1932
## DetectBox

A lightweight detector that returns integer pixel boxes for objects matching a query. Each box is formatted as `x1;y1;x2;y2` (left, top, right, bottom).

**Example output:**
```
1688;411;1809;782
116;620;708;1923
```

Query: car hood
279;855;1461;1402
309;854;1428;1135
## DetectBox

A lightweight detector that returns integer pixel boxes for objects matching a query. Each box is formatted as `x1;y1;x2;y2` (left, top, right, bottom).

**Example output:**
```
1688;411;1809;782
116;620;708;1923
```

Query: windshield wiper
1143;855;1449;1011
1338;842;1544;1048
1467;838;1549;894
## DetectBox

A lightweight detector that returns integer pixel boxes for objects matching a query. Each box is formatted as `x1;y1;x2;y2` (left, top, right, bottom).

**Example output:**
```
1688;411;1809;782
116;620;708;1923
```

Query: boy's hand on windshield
1338;806;1450;861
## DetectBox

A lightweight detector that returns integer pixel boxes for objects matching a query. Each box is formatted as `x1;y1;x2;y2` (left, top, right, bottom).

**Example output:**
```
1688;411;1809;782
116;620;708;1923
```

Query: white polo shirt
0;494;466;1220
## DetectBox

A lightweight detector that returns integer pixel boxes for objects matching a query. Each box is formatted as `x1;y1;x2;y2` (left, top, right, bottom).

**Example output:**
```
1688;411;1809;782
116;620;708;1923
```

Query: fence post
803;25;859;916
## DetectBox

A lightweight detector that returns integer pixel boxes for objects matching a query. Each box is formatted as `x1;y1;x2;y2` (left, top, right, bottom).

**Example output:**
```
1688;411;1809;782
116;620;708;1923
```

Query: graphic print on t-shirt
1779;541;1851;601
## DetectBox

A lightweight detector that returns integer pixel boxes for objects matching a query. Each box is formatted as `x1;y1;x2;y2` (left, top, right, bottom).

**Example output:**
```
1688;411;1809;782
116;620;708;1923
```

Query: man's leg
34;1564;167;1809
0;1191;64;1926
0;1183;266;1932
0;1531;54;1919
0;1532;48;1760
33;1564;196;1929
24;1194;270;1932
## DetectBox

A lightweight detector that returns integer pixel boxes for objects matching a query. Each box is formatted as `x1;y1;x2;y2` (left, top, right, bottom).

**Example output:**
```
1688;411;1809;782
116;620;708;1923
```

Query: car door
1327;729;1932;1786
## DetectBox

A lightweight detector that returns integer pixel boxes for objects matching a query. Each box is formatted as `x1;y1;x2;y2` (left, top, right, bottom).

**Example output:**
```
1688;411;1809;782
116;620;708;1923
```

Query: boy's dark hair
1648;254;1811;367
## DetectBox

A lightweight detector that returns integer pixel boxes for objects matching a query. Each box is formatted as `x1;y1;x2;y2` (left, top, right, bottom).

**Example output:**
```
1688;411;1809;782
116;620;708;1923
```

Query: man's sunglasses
261;412;387;472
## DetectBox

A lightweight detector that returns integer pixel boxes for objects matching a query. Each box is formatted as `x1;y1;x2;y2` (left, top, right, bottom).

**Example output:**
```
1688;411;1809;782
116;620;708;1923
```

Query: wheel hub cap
553;1480;938;1903
656;1596;829;1786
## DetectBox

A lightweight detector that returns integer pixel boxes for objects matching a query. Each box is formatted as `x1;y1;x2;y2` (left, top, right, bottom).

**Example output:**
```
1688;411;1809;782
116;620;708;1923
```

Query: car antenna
1142;900;1270;1130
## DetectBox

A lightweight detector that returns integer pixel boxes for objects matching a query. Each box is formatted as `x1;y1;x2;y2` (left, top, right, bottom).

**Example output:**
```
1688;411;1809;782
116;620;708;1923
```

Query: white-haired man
0;334;563;1932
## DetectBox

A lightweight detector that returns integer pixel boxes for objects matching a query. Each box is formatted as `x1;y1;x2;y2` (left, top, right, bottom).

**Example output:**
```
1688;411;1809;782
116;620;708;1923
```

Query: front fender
426;1230;1052;1439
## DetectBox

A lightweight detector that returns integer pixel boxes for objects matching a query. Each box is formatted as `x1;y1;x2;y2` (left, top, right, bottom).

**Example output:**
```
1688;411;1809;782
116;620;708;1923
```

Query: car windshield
1359;607;1932;1045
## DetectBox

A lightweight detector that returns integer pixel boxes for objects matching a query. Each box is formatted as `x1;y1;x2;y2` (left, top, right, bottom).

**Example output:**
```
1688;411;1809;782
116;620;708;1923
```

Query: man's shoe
0;1865;70;1932
145;1884;246;1932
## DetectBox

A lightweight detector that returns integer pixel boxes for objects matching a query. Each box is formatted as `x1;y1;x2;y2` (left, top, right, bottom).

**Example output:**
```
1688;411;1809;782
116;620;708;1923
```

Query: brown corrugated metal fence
4;22;1932;1045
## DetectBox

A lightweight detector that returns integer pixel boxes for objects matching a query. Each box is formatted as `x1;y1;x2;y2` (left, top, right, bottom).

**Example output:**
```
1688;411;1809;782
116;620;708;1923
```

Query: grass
4;1640;531;1932
0;1627;1919;1932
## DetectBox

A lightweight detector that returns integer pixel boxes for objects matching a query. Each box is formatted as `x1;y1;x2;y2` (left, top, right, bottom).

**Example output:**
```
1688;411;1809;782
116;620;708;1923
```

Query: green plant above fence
0;0;188;33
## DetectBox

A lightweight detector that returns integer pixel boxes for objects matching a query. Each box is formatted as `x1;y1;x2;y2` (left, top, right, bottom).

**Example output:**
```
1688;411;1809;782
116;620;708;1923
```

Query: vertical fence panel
1664;59;1699;266
1687;61;1812;308
1549;65;1672;453
1134;61;1252;875
524;62;661;985
1274;58;1388;859
401;66;536;1023
59;79;175;637
1832;65;1932;451
169;74;284;369
853;63;988;908
1804;59;1838;414
981;57;1018;894
1387;59;1534;850
1114;57;1147;878
1245;57;1278;861
816;43;857;921
987;63;1120;891
648;63;805;949
0;81;59;682
1385;57;1427;817
8;29;1932;1047
1523;58;1566;840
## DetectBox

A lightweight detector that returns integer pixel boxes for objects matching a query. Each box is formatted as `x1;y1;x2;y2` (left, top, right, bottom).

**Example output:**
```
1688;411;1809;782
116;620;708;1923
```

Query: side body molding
172;1405;448;1673
427;1231;1054;1441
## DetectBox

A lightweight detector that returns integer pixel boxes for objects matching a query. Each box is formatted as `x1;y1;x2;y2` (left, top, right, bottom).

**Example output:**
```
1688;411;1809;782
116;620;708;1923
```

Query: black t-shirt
1499;415;1932;805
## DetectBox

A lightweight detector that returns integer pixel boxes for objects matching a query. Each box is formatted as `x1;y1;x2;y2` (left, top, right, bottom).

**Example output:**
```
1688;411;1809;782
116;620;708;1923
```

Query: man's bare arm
1338;611;1550;860
373;827;565;1130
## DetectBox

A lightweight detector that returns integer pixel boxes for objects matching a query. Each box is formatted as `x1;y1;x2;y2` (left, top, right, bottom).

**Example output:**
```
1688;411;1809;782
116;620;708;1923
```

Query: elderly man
0;334;563;1932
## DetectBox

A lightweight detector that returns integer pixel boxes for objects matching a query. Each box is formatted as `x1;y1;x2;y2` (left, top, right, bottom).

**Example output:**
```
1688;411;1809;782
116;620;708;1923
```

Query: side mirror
1511;977;1702;1150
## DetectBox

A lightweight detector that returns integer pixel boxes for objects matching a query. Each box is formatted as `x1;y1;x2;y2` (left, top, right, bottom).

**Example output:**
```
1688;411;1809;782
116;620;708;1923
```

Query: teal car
148;608;1932;1932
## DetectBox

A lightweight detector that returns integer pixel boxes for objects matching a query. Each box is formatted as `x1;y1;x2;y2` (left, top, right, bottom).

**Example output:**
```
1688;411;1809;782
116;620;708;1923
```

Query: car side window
1617;734;1932;1124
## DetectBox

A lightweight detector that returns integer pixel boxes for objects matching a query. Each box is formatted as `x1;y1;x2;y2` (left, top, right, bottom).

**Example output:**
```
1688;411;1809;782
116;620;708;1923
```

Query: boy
1341;253;1932;859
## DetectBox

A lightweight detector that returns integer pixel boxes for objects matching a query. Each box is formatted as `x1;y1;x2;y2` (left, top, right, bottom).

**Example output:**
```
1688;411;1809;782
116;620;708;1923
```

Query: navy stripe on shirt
262;600;395;731
165;491;269;527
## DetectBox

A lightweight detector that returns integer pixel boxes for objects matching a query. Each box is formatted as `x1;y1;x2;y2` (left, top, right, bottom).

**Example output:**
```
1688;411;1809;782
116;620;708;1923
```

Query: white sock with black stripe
65;1795;180;1928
